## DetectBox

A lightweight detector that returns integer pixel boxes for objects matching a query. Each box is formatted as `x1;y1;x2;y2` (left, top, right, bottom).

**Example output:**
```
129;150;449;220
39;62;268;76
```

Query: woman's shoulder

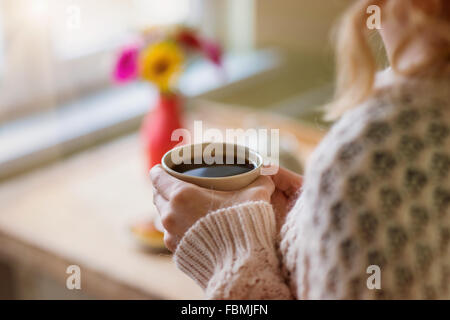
304;74;450;199
294;76;449;299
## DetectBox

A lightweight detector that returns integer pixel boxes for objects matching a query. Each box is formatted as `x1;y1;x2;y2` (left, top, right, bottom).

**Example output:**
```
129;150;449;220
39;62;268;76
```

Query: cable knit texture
175;71;450;299
175;201;293;299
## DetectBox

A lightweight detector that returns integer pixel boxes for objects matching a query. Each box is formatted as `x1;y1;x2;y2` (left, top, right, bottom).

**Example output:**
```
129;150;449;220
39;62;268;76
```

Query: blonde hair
326;0;450;120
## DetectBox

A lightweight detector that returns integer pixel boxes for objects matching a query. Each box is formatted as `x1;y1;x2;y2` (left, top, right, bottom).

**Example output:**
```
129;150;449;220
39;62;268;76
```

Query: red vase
141;93;183;171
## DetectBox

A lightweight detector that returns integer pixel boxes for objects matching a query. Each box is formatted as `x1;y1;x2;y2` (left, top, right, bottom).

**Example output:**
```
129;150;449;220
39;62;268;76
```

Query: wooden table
0;103;324;299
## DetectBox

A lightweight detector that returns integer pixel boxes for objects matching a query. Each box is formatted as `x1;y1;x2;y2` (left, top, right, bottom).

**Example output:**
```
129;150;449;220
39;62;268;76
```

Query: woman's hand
270;167;303;231
150;165;275;252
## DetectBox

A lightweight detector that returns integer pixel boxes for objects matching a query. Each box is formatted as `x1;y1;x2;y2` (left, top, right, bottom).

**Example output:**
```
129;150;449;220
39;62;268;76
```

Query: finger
270;167;303;195
271;189;288;212
271;189;289;231
151;186;158;204
153;192;186;235
150;165;183;200
164;232;178;252
153;192;169;216
246;175;275;195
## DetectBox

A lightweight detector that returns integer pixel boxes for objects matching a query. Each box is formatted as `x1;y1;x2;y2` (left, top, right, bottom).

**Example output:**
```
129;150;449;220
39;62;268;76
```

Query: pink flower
113;44;140;83
201;40;222;66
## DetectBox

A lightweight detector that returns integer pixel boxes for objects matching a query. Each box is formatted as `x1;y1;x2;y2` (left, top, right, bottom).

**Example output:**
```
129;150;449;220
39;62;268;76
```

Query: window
0;0;195;123
52;0;191;59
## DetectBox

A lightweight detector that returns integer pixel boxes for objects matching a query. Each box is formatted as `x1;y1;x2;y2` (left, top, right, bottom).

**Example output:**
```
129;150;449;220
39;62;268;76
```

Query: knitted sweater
174;71;450;299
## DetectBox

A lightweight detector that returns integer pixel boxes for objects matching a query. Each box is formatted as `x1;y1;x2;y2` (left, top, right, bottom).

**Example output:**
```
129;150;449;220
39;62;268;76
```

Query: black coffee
172;160;255;178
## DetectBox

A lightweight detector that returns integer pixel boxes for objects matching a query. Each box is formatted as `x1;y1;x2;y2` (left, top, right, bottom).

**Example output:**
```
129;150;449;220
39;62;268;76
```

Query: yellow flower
140;41;184;92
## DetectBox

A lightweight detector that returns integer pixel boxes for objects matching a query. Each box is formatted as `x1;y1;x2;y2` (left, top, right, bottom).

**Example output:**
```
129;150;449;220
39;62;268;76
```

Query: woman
151;0;450;299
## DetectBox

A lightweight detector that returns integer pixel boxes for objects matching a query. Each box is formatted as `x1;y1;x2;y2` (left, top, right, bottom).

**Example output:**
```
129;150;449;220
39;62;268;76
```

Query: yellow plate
131;221;168;252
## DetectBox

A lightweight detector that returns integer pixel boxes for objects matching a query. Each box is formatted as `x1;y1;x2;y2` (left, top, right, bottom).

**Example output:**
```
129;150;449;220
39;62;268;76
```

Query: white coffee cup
161;142;263;191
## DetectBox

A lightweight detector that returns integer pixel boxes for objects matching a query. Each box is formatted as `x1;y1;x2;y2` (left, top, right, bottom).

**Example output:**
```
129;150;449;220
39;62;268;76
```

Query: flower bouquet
112;26;223;251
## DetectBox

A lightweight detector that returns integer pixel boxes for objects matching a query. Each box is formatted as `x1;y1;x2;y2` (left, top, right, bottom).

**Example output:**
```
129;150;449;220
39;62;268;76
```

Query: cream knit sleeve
174;201;294;299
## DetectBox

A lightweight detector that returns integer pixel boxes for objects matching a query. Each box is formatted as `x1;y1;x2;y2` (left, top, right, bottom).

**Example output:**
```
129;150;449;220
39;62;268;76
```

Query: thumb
246;175;275;195
270;167;302;195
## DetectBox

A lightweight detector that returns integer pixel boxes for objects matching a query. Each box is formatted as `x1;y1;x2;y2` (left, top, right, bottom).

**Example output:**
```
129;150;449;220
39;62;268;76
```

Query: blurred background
0;0;358;299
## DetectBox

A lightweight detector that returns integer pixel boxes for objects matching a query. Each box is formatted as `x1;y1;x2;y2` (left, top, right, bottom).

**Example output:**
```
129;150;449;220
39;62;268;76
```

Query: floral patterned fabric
281;76;450;299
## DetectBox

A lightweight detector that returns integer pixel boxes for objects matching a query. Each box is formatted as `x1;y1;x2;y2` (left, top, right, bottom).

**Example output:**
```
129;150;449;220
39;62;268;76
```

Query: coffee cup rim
161;142;263;181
